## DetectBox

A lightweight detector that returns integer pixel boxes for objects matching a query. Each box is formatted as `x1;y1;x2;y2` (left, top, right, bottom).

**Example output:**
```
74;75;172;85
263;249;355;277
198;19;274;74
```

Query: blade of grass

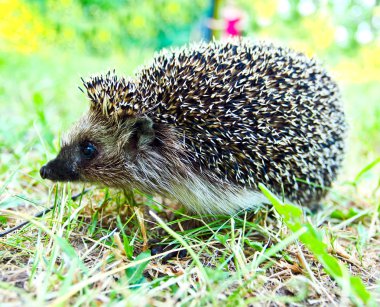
148;210;209;285
48;242;208;306
0;209;86;271
354;157;380;184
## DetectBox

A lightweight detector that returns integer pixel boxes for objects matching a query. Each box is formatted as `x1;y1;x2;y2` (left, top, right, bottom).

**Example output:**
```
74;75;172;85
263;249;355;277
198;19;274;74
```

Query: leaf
330;208;360;220
243;239;263;251
125;250;151;285
215;233;229;245
0;216;7;225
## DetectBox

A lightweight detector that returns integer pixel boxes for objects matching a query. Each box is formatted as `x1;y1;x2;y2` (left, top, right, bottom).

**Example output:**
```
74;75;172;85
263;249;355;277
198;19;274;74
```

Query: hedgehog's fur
40;39;346;214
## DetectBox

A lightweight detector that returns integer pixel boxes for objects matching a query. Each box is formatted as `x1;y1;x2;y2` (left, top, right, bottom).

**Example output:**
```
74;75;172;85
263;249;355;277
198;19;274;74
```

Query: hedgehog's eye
81;142;97;160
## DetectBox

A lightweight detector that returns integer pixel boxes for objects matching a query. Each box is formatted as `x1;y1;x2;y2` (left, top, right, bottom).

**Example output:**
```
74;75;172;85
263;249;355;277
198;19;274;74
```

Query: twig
0;189;91;238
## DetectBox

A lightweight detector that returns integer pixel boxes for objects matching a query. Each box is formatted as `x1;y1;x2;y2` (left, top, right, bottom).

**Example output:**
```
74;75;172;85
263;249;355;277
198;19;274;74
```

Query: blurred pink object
225;17;241;36
205;0;247;40
221;0;247;38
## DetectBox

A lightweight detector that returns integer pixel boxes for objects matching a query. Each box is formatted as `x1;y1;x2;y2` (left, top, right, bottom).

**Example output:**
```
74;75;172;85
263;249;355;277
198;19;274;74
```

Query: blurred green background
0;0;379;184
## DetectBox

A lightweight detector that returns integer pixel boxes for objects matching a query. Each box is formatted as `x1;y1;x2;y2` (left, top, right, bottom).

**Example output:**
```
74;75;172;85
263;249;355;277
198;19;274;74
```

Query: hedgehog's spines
81;71;139;119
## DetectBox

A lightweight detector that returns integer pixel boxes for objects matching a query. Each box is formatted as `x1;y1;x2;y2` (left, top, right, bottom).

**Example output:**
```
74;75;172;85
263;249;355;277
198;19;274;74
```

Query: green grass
0;48;379;306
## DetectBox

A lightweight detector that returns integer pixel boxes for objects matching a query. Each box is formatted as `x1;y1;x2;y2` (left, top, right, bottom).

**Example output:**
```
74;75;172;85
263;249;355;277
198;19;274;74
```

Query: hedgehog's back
135;39;346;206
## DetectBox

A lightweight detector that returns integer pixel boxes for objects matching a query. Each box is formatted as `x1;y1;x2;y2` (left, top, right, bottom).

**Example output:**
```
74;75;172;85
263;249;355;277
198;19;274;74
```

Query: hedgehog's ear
124;117;155;155
134;117;155;147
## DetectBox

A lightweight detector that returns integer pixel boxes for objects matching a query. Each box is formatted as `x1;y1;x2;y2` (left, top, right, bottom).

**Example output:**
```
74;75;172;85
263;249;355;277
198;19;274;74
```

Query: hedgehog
40;39;346;215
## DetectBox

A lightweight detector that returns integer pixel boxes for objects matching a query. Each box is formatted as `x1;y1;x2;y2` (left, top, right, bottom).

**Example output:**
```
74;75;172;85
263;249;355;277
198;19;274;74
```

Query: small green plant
259;184;375;306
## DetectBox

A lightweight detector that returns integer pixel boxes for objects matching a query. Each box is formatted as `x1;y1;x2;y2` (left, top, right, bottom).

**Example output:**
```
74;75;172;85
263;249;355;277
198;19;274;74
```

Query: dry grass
0;183;379;305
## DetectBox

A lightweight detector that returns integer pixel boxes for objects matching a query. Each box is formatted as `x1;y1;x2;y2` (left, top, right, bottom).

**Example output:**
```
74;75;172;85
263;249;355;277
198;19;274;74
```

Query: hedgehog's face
40;111;155;188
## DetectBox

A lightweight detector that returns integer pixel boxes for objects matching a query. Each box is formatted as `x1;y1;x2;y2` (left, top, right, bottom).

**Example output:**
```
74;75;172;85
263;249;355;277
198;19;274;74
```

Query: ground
0;49;379;306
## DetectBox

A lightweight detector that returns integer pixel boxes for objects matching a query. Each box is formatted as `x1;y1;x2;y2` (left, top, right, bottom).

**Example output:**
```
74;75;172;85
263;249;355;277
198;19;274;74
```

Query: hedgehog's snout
40;158;80;182
40;165;48;179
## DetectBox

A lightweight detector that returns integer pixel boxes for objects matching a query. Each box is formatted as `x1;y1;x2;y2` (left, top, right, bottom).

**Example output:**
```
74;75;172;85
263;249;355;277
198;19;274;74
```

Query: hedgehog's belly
170;175;268;215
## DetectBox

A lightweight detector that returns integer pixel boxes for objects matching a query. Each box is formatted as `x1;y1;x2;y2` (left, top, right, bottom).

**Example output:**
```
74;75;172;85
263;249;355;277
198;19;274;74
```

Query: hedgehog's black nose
39;159;80;182
40;165;48;179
